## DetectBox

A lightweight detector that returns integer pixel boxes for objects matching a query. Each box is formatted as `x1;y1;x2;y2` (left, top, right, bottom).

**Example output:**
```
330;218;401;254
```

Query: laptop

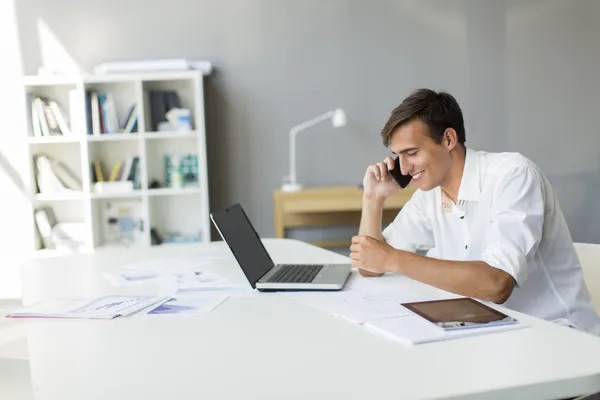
210;203;351;291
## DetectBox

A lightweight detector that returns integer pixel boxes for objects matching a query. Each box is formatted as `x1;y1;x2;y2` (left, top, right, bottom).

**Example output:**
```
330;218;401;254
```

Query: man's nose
400;157;412;176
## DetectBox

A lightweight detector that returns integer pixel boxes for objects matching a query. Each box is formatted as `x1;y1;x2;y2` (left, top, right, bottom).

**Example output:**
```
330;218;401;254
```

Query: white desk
1;239;600;400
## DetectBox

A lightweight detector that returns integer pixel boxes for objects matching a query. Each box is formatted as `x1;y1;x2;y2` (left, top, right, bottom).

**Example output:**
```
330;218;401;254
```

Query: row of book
34;154;82;194
92;156;141;190
27;94;75;137
86;91;138;135
27;90;189;137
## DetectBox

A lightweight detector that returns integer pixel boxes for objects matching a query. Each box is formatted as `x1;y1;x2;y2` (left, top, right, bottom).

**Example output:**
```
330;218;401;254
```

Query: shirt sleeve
382;190;435;252
481;166;544;285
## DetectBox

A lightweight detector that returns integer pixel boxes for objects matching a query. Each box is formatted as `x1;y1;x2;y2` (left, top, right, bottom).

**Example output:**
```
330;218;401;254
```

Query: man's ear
443;128;458;152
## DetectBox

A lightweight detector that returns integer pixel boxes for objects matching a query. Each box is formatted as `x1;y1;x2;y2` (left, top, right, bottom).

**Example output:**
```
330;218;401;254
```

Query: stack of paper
104;257;248;293
5;295;169;320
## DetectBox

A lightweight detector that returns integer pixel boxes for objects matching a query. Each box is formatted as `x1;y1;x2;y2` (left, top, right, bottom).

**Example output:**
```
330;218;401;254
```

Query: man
351;88;600;336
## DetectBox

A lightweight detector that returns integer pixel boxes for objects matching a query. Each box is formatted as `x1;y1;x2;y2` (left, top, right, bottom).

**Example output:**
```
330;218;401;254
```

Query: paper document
104;256;247;293
5;296;170;320
283;291;414;324
145;293;229;316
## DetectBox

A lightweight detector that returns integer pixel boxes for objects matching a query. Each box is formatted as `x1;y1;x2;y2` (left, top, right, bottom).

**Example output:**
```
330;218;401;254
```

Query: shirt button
465;245;468;250
460;216;465;219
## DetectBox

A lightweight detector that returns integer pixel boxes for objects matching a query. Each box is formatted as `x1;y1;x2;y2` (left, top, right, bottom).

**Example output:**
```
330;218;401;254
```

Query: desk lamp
281;108;347;192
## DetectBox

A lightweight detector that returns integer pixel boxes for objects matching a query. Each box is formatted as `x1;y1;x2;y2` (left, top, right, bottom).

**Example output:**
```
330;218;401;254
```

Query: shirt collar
456;147;481;202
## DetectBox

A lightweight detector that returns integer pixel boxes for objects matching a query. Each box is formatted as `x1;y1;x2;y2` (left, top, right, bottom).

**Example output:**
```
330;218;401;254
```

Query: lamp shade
332;108;347;128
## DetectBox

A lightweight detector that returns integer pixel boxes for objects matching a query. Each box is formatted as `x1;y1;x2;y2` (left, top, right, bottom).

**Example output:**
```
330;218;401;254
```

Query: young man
352;88;600;336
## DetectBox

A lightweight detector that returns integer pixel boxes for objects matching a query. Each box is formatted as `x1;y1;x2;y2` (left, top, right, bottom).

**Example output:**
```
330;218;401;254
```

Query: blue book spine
98;93;110;133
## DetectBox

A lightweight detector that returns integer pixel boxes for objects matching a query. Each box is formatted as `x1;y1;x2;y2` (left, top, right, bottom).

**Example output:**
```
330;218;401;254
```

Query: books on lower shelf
34;154;82;194
92;156;140;191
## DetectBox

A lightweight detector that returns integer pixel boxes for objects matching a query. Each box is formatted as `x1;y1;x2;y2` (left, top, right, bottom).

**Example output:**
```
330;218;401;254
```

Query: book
51;159;82;190
90;92;101;135
35;155;69;193
43;101;62;135
121;104;138;133
33;98;50;136
34;207;57;249
48;100;71;135
149;90;167;131
108;161;122;181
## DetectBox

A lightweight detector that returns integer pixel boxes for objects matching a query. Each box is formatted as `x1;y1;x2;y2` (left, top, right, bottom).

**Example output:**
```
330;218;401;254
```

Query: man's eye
407;151;418;156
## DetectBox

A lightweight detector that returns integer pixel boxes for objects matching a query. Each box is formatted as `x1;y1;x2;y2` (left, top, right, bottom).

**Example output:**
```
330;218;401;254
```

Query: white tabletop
1;238;600;400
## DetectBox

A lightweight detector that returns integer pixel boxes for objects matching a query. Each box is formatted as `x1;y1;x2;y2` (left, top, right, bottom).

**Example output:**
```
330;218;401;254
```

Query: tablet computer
402;298;518;331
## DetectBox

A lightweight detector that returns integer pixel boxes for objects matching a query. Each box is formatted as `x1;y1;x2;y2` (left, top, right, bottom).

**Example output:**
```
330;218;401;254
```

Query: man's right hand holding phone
362;156;403;200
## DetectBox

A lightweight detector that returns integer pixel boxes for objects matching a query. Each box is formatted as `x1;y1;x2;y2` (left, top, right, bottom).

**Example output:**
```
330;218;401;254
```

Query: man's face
389;119;452;191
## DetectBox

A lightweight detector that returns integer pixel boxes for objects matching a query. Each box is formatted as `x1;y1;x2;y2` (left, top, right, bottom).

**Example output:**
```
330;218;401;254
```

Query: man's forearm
390;251;515;304
359;195;385;240
358;195;385;276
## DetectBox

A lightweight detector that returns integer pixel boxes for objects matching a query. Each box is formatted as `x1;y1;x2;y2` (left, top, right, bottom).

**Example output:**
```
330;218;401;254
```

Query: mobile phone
389;156;412;188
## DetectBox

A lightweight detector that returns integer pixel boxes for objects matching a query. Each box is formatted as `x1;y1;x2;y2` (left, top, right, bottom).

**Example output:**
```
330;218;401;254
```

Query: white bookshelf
24;70;210;255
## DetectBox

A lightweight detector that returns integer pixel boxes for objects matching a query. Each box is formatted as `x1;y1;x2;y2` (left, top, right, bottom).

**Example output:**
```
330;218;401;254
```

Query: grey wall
15;0;600;243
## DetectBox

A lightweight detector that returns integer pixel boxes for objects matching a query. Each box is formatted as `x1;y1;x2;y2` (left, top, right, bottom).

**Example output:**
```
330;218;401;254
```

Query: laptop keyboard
268;264;323;283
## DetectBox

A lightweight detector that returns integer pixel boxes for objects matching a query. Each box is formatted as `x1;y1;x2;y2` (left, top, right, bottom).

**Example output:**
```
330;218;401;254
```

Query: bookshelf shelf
28;136;81;144
87;134;140;142
24;70;210;254
90;191;143;200
142;131;198;139
34;192;84;201
147;187;202;196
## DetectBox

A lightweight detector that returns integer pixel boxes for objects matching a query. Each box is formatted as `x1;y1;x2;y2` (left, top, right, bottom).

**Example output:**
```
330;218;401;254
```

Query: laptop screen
210;203;275;288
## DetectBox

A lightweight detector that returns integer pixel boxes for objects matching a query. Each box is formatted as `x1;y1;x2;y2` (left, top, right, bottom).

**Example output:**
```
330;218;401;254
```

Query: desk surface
2;239;600;400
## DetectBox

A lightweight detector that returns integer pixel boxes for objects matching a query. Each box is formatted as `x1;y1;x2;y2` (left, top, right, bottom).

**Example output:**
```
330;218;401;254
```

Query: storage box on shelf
23;70;210;256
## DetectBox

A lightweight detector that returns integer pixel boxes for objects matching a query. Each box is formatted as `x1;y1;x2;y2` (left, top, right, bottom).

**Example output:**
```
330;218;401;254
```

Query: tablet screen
402;298;518;331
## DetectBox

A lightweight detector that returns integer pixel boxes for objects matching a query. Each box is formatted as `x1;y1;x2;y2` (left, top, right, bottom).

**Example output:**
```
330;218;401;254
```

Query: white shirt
383;148;600;336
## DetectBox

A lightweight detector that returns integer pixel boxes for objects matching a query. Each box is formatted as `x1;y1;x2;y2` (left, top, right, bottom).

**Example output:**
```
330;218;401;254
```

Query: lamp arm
288;110;335;185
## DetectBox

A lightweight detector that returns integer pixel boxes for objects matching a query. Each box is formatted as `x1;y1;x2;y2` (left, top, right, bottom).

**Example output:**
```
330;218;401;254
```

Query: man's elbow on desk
485;271;515;304
358;269;384;277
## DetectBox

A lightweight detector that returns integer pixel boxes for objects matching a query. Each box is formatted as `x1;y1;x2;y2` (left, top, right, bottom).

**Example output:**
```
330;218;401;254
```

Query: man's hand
362;156;401;200
349;235;398;275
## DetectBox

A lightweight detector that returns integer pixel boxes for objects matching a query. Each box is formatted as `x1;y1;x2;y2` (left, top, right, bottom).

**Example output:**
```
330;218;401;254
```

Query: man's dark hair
380;89;466;147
